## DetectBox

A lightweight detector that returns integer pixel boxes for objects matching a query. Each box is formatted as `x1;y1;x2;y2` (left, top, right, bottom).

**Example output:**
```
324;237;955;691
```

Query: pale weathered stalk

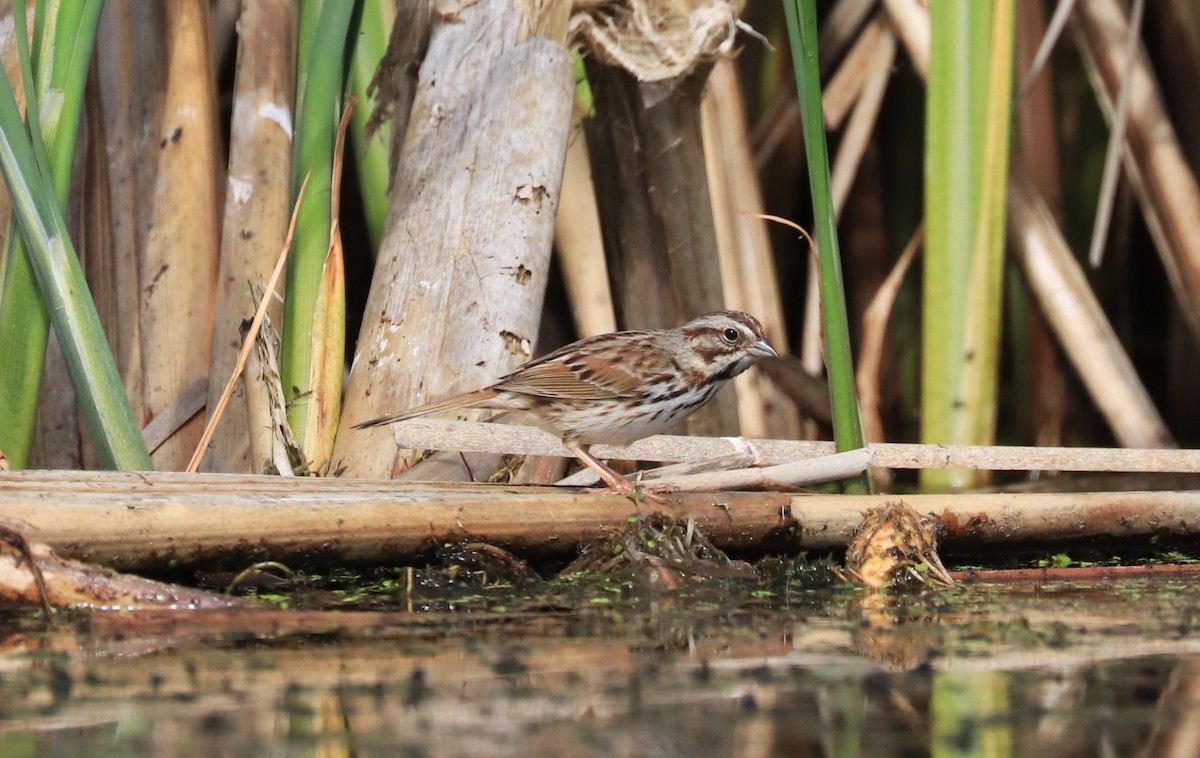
701;60;799;440
554;121;616;338
4;469;1200;570
127;1;222;470
203;0;297;474
364;418;1200;473
1008;170;1171;448
334;0;574;478
91;0;144;422
1073;0;1200;345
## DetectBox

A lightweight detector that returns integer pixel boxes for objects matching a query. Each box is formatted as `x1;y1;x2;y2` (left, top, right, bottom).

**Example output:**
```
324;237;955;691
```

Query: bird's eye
722;328;739;343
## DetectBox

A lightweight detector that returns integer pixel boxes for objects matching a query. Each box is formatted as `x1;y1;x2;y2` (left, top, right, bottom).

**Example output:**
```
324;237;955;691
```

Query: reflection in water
1;575;1200;756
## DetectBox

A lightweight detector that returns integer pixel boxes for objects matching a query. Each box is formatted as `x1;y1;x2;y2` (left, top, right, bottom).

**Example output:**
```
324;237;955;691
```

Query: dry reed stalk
1149;4;1200;171
1008;170;1172;448
5;469;1200;570
702;61;799;440
0;538;243;610
822;16;887;131
1015;0;1068;448
359;418;1200;474
554;122;617;338
830;25;894;215
746;0;877;167
1074;0;1200;344
334;0;574;478
818;0;879;71
189;177;308;475
92;0;145;422
880;0;929;76
856;226;921;490
203;0;297;474
583;63;738;437
1148;4;1200;435
125;1;223;470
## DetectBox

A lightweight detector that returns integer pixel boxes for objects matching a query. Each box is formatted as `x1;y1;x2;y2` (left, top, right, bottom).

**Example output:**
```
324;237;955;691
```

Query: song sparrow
355;310;777;502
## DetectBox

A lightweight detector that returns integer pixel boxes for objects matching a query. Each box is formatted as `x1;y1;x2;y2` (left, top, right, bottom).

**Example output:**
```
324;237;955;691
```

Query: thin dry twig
830;23;895;215
186;174;311;473
739;211;817;258
1086;0;1143;268
857;224;922;490
1015;0;1077;104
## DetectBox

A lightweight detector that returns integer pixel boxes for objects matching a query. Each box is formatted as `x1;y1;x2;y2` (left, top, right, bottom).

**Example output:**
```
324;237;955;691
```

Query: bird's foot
587;478;668;506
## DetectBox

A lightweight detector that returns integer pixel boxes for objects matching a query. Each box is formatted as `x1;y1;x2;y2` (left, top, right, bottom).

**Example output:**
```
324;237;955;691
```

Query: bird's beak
749;339;778;359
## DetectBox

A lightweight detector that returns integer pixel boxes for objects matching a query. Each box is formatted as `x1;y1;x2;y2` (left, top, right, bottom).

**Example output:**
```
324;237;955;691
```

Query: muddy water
2;574;1200;756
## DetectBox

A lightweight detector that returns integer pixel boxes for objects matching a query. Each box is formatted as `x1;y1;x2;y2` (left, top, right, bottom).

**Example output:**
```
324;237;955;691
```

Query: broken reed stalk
133;0;223;471
186;176;310;473
336;0;573;479
4;469;1200;572
203;0;298;473
583;61;739;437
376;419;1200;474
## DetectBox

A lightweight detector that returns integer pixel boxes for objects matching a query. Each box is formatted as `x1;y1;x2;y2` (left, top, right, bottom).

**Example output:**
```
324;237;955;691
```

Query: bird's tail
352;388;499;429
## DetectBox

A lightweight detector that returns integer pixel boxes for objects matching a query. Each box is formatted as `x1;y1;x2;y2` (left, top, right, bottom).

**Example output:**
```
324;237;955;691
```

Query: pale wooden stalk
509;453;567;485
555;449;760;486
856;226;921;490
203;0;297;474
702;60;799;440
880;0;930;77
0;540;243;609
1149;3;1200;434
821;16;887;131
1149;3;1200;172
5;470;1200;570
376;417;1200;473
1073;0;1200;344
650;448;869;492
334;0;574;478
92;0;145;422
830;24;894;215
127;1;223;470
583;63;737;437
554;121;616;338
1008;170;1171;448
818;0;879;71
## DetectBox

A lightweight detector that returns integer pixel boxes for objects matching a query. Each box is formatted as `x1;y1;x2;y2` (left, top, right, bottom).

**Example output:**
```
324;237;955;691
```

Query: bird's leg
567;444;669;506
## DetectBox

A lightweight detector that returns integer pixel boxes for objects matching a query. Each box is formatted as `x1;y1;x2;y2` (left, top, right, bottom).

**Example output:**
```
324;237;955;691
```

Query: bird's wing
496;346;651;400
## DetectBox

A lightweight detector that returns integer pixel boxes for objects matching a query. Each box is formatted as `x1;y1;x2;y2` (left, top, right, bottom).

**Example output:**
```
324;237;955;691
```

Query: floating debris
845;501;953;589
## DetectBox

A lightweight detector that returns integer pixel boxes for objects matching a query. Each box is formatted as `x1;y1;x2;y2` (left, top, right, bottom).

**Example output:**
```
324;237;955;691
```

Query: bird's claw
587;479;670;507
